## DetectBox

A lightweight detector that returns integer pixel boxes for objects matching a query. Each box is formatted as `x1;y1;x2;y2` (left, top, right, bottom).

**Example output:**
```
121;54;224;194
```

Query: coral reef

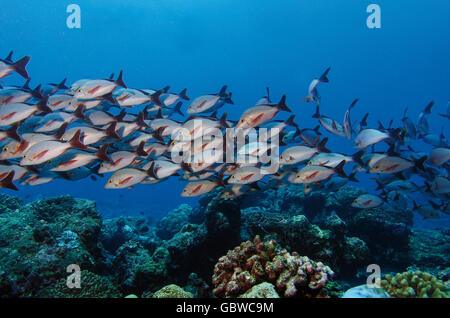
408;229;450;271
154;204;193;240
100;216;160;253
112;241;169;295
212;235;334;298
0;195;103;297
380;270;449;298
241;208;369;278
0;189;448;299
36;270;122;298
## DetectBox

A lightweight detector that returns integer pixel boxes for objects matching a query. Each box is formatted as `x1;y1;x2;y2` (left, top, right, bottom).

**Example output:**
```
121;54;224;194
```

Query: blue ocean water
0;0;448;226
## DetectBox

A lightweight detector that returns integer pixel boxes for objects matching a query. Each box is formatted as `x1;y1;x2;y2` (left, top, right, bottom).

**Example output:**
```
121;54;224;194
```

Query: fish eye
240;119;245;122
280;155;283;159
23;154;26;158
100;163;104;167
231;175;235;179
109;180;112;183
3;146;7;152
77;88;82;93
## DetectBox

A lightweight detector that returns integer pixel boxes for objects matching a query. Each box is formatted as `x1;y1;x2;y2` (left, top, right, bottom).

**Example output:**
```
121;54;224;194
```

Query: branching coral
212;235;334;298
380;270;449;298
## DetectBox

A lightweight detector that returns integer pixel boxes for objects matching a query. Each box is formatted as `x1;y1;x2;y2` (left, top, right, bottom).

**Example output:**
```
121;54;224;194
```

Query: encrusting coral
212;235;334;298
380;270;449;298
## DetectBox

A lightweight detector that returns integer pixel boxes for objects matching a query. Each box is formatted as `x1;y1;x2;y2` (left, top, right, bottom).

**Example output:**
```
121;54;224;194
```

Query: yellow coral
381;270;449;298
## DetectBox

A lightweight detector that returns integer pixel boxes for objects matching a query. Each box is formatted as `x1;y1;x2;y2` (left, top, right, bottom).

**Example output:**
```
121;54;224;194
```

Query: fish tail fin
276;95;291;112
96;143;112;162
36;96;52;113
180;162;194;173
224;92;234;105
179;88;190;101
352;149;365;167
115;109;127;122
372;177;384;191
390;128;405;144
210;110;219;119
151;89;163;106
102;92;116;105
319;67;331;83
147;161;158;179
0;171;18;191
69;129;87;150
334;160;347;178
154;108;163;119
317;137;331;153
22;79;30;90
348;169;359;182
349;98;359;109
12;56;31;79
136;141;148;157
219;112;230;128
106;121;121;140
54;122;69;139
6;124;21;142
218;85;228;97
152;127;165;142
312;105;320;118
31;84;43;99
423;101;434;114
57;78;69;90
136;111;150;128
414;155;428;172
4;51;13;63
285;115;298;127
173;102;183;116
115;70;127;88
74;104;86;120
279;131;288;146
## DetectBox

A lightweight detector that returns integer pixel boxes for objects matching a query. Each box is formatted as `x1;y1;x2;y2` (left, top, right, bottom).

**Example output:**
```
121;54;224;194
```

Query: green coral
381;270;449;298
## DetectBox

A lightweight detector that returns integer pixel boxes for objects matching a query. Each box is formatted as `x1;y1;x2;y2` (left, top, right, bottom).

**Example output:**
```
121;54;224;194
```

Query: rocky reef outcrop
0;186;447;298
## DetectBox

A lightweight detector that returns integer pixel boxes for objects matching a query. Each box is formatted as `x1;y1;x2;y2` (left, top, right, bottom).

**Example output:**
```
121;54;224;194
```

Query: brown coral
212;235;334;298
380;270;449;298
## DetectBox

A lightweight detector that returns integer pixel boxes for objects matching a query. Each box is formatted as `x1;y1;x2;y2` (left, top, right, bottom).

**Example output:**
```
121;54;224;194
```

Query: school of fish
0;51;449;220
